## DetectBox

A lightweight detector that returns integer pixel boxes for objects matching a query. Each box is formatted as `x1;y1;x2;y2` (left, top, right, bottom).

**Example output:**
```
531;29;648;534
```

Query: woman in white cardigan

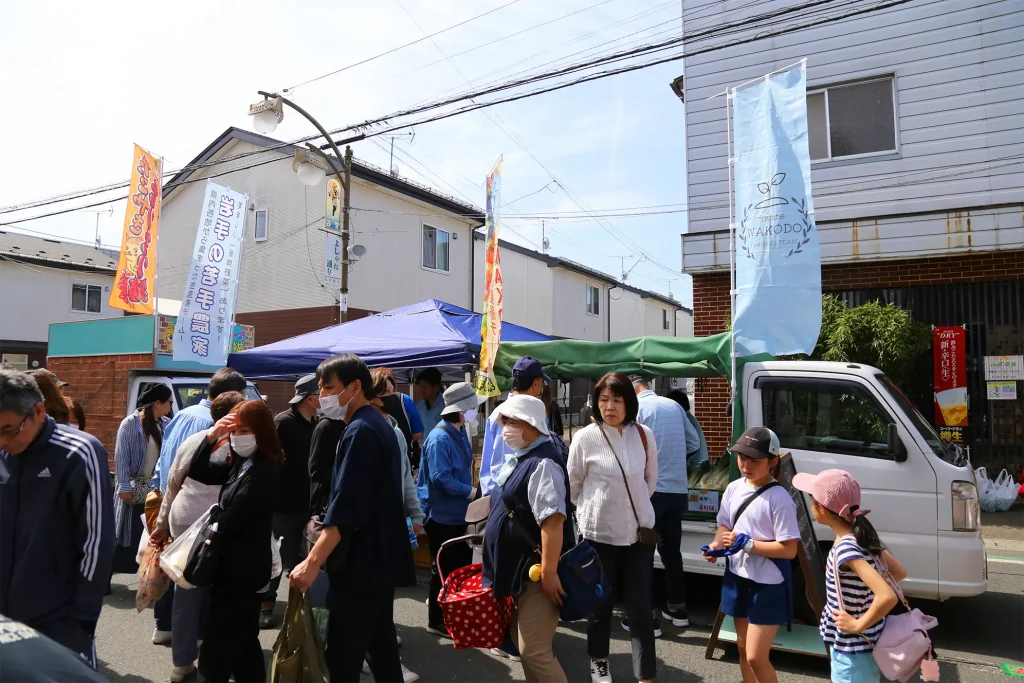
569;372;659;683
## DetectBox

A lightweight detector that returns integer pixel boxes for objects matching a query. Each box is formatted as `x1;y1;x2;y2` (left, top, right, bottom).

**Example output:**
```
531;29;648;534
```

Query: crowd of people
0;357;906;683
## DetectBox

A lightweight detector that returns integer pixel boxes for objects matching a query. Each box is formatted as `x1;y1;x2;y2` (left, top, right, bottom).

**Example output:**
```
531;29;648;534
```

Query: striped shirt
821;535;886;653
112;412;168;546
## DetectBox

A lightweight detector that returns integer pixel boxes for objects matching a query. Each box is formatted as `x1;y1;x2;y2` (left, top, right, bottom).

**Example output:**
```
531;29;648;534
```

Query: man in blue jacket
0;370;114;668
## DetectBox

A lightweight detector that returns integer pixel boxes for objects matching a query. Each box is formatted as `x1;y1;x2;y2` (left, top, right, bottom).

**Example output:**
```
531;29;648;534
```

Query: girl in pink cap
792;469;907;683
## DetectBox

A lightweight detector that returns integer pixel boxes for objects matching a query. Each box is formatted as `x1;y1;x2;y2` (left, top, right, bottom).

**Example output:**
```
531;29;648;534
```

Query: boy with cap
703;427;799;683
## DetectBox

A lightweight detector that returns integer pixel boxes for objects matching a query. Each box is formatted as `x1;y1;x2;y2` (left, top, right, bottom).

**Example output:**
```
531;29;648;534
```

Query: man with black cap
259;374;320;627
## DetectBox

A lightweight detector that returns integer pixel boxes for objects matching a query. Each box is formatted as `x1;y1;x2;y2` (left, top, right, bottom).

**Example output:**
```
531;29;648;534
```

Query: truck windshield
876;374;962;466
175;383;262;410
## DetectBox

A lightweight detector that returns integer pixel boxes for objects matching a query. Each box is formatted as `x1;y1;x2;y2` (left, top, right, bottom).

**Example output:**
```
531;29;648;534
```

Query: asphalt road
96;558;1023;683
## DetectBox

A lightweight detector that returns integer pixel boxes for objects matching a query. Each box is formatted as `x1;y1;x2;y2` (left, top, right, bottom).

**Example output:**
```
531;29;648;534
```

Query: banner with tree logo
474;157;503;397
732;62;821;356
109;144;162;313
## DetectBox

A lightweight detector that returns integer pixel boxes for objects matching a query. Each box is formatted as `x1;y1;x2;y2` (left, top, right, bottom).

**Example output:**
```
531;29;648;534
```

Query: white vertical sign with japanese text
173;181;248;366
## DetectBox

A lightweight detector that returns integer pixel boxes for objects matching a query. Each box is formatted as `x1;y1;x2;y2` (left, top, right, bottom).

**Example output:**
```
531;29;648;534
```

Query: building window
586;284;600;316
662;309;671;330
1;354;28;371
71;284;102;313
254;209;269;242
422;225;450;272
807;77;896;162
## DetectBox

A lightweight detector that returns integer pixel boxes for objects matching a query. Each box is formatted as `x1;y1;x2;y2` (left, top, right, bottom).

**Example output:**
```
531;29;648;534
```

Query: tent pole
727;89;737;437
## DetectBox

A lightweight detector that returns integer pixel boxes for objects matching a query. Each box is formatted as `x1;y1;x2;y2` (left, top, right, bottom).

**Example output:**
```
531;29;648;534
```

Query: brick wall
691;249;1024;456
48;353;152;471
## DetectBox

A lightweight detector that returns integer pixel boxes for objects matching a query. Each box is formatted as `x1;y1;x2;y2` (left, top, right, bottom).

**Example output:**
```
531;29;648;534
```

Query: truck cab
126;374;262;416
677;360;986;600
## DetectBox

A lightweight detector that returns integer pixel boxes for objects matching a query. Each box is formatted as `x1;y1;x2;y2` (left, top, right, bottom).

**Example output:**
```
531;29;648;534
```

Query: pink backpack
833;549;939;682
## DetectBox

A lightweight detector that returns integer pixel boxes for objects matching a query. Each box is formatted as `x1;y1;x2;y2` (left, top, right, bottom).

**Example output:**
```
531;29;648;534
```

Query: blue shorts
830;649;880;683
720;567;789;626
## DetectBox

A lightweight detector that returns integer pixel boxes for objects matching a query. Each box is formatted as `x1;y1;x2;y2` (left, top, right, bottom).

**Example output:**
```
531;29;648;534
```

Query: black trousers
259;512;309;604
198;588;264;683
652;492;689;608
326;575;402;682
587;540;657;681
425;518;471;629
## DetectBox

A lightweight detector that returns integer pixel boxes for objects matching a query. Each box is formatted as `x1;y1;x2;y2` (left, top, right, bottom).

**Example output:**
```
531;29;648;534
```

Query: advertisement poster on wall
933;326;967;443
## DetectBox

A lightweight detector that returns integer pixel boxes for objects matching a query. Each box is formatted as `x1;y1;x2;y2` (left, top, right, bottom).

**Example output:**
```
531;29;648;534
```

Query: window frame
807;75;899;164
421;223;451;275
71;283;103;314
757;376;898;461
253;208;269;242
662;309;671;331
585;284;600;317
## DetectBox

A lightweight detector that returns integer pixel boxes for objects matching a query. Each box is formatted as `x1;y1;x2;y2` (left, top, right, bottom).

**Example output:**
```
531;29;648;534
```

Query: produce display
688;456;730;491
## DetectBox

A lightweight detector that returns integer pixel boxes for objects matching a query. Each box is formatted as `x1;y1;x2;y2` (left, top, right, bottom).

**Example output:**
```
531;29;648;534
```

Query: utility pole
340;145;352;323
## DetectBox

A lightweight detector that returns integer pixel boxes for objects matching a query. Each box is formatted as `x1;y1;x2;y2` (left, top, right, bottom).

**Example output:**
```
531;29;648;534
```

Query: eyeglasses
0;415;30;440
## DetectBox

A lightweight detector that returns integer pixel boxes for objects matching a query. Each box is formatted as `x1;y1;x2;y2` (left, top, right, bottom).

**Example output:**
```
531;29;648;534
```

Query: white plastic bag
994;469;1020;512
976;467;999;512
160;504;216;589
270;533;283;580
136;513;150;565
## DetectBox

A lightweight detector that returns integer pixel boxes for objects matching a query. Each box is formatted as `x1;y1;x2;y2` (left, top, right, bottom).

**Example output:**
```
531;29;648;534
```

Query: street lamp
247;91;365;322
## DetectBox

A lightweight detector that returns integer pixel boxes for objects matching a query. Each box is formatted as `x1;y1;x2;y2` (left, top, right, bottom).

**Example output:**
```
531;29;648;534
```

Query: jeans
171;584;209;667
259;512;308;605
154;584;174;632
652;492;688;610
199;588;264;683
587;541;657;681
425;518;471;629
326;576;402;683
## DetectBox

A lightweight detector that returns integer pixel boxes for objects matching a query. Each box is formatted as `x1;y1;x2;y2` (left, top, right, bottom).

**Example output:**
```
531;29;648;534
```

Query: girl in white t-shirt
792;469;907;683
703;427;799;683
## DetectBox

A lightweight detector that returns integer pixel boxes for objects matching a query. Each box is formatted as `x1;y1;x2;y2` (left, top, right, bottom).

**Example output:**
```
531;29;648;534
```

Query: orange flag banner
109;144;162;313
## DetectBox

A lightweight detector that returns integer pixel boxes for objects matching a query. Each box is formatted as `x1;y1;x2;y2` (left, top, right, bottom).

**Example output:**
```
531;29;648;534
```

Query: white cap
491;394;549;435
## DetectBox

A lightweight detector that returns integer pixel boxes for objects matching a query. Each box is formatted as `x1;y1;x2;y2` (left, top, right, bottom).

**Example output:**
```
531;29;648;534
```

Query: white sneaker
152;628;172;645
169;663;195;682
363;660;371;674
402;663;420;683
590;658;612;683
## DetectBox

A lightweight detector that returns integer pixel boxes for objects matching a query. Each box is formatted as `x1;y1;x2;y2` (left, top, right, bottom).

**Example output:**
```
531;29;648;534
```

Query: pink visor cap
792;469;870;522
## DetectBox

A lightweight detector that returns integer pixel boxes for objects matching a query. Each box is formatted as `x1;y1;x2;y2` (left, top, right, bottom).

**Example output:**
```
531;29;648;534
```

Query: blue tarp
228;299;552;380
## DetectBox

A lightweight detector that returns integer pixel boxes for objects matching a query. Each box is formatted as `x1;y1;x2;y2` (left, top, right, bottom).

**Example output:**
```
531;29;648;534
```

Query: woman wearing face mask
416;382;485;637
111;383;173;574
187;400;282;683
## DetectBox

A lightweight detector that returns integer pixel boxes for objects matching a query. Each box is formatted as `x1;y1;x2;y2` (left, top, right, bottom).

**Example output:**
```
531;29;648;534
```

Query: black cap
729;426;781;460
512;356;551;384
290;374;319;404
138;383;172;408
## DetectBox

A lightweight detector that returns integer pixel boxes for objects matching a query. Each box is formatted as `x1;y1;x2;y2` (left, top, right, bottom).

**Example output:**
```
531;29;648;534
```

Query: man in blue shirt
631;375;698;633
149;368;246;644
414;368;445;435
417;382;485;637
479;356;549;496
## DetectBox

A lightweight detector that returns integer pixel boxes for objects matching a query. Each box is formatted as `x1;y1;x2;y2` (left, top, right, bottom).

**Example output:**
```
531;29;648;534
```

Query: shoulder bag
599;423;658;547
183;505;223;587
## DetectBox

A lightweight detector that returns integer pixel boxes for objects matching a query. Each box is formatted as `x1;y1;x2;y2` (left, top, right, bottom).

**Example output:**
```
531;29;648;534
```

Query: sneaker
169;663;195;682
621;617;662;638
426;623;452;639
590;658;612;683
363;660;372;675
402;663;420;683
662;606;690;627
259;609;275;629
490;644;521;662
397;634;403;648
152;628;172;645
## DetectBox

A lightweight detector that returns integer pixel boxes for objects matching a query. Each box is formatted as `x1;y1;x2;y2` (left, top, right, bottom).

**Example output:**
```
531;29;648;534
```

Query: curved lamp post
248;91;365;322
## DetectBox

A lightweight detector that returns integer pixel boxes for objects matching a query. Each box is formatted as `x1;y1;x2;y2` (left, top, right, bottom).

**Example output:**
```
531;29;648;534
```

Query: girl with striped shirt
792;470;906;683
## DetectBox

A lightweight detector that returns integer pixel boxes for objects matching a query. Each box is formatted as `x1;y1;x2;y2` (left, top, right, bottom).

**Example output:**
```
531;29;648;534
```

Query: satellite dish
391;165;399;176
348;244;368;261
542;237;550;252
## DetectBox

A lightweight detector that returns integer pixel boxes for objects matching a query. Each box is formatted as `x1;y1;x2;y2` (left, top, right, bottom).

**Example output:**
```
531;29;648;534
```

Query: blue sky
0;0;693;305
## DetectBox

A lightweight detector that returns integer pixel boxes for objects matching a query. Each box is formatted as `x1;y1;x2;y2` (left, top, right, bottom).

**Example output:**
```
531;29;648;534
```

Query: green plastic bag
268;588;329;683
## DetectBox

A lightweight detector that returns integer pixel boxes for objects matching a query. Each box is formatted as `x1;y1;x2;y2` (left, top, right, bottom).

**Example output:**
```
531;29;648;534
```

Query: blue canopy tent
228;298;553;380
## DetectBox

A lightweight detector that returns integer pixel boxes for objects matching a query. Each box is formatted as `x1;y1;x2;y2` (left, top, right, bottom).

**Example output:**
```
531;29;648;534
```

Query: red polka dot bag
436;535;513;650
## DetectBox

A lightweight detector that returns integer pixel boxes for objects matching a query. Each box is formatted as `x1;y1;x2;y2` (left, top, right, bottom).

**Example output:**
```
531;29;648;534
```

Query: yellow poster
109;144;162;313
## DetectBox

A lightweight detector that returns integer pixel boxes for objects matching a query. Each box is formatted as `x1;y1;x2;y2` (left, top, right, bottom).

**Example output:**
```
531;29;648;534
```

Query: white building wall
676;309;694;337
473;240;555;335
0;263;120;342
643;300;676;337
551;268;607;342
609;289;646;341
158;140;478;315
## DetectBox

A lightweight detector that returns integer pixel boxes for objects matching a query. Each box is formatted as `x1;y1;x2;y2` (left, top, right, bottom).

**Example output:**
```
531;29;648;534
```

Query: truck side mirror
887;423;907;462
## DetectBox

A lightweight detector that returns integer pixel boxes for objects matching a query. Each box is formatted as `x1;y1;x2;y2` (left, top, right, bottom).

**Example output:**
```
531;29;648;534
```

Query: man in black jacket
259;373;319;627
0;370;114;667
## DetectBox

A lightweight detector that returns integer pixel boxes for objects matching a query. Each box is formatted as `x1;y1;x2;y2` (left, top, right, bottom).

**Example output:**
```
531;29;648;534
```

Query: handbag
599;424;657;546
183;505;223;588
160;504;217;588
129;474;152;505
833;546;938;682
268;588;330;683
437;534;513;650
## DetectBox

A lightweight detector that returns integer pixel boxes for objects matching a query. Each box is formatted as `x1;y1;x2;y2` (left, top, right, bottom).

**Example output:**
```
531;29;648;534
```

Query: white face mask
319;388;352;421
502;425;528;451
464;409;478;424
230;434;258;458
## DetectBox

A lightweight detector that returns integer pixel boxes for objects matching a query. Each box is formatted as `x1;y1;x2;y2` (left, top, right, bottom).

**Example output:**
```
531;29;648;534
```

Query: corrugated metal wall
836;281;1023;472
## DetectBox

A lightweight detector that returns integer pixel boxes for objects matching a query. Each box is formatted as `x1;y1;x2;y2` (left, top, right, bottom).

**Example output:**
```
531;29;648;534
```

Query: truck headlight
952;481;980;531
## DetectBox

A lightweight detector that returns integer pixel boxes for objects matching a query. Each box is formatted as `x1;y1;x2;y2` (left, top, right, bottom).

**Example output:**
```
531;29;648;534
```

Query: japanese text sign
109;145;162;313
933;326;967;441
324;177;342;289
473;157;503;398
173;181;248;366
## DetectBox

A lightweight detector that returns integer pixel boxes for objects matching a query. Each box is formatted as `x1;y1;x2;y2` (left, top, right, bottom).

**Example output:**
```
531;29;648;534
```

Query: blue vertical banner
732;62;822;357
174;181;248;366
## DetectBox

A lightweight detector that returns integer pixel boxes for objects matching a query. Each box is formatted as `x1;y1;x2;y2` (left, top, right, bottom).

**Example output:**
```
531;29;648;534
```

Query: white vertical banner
174;181;248;366
324;233;341;289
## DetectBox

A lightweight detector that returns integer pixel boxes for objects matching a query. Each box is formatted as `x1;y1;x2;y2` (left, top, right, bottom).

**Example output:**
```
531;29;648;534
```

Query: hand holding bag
160;504;218;589
182;505;223;588
599;424;657;546
269;588;330;683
